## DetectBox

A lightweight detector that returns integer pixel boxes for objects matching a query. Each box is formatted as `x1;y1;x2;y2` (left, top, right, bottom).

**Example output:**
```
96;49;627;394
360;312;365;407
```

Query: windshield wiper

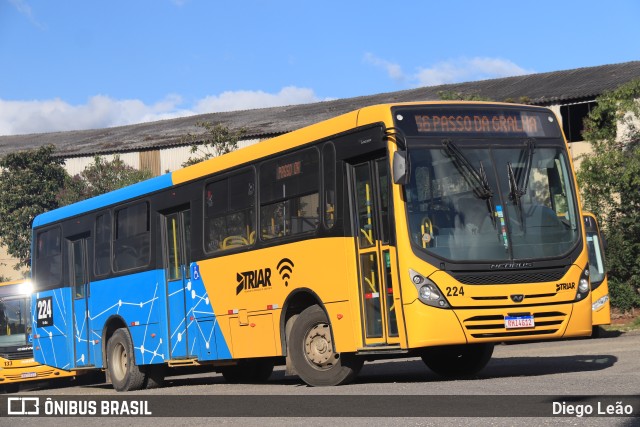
442;139;496;228
443;139;493;199
507;138;536;230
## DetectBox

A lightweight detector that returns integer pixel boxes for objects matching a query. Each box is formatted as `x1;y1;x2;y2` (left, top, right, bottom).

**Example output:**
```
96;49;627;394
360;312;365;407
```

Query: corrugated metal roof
1;60;639;158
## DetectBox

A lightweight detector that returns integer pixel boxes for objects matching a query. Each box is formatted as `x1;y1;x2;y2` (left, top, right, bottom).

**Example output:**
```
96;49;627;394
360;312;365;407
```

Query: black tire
288;305;363;386
220;358;275;384
591;326;602;338
421;343;494;378
106;328;147;392
143;364;166;389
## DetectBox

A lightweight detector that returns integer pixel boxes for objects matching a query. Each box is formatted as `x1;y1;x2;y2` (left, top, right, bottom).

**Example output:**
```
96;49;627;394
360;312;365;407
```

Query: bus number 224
36;297;53;327
446;286;465;297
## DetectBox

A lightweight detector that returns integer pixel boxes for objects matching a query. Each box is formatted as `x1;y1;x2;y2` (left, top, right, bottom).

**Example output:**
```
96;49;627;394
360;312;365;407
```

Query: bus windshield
0;294;31;348
405;142;580;262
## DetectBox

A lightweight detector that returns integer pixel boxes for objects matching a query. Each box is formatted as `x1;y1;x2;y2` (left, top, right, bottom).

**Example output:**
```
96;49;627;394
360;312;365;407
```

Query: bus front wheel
288;305;363;386
421;343;494;378
107;328;147;392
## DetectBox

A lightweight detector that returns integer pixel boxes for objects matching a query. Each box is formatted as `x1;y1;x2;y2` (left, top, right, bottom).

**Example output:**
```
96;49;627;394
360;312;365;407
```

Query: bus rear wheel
107;328;147;392
421;343;494;378
289;305;363;386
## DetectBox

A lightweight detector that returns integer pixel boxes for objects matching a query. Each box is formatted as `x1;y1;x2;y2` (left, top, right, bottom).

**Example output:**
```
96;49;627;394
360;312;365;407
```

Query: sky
0;0;639;136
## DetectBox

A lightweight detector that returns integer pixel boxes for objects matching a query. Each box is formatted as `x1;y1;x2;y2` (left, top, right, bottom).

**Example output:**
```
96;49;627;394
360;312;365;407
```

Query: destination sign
276;160;302;180
394;107;561;138
414;113;542;135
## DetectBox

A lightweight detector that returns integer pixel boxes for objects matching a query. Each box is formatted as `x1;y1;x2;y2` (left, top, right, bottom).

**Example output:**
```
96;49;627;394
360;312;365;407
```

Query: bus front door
163;209;192;359
350;156;401;347
70;236;93;367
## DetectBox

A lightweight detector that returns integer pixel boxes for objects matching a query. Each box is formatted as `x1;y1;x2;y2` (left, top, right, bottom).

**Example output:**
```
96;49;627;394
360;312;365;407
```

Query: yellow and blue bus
583;212;611;335
31;102;592;390
0;280;76;392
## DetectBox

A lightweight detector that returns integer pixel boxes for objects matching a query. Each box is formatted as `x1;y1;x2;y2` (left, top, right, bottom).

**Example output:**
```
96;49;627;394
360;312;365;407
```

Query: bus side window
95;212;112;276
204;169;255;252
260;148;320;240
34;227;63;290
323;143;337;229
114;203;150;271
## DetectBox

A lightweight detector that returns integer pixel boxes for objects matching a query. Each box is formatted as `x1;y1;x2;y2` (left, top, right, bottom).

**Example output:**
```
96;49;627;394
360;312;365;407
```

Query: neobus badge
490;262;533;269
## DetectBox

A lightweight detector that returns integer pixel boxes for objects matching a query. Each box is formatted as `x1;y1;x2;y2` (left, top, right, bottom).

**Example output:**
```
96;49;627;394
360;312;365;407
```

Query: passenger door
70;235;92;367
349;156;400;347
162;208;192;359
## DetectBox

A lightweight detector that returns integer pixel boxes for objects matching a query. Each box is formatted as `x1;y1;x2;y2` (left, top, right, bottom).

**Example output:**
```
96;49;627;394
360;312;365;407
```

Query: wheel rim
111;342;127;381
304;323;335;369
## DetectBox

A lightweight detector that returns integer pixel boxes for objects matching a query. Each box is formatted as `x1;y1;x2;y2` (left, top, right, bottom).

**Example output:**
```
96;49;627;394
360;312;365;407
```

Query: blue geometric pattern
32;265;231;372
32;287;74;370
186;263;231;360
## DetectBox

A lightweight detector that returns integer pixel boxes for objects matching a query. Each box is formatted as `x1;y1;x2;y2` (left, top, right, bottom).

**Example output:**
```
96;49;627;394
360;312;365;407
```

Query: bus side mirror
393;150;409;185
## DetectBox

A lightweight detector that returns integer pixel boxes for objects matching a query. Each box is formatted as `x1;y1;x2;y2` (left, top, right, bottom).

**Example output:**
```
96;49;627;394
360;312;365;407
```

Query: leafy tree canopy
0;149;153;269
577;79;640;311
58;155;154;206
0;145;67;268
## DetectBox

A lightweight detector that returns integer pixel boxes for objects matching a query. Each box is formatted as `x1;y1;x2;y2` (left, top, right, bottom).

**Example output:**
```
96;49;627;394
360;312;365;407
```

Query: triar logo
236;267;272;295
235;258;295;295
556;282;576;292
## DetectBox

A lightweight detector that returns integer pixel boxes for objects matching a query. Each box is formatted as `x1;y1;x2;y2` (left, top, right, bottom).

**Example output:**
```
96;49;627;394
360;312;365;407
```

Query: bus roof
33;101;552;228
33;173;173;228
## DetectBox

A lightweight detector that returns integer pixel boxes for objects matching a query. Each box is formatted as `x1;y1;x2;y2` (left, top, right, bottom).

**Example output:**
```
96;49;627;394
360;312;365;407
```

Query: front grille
462;310;567;339
471;292;557;302
4;368;57;381
451;267;568;285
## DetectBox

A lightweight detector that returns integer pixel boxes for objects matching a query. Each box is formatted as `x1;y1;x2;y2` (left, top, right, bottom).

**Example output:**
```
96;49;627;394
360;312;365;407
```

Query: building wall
0;245;26;281
64;139;263;178
64;152;141;176
568;140;592;171
550;103;594;170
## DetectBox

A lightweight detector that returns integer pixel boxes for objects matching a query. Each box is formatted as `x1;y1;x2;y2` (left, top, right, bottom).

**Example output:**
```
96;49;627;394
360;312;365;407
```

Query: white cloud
0;95;187;136
193;86;323;113
9;0;45;29
366;54;533;87
364;53;405;83
0;87;324;136
416;58;533;86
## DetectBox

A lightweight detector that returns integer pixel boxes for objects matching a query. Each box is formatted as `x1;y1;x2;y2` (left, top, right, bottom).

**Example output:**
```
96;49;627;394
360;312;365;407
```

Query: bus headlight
409;269;450;308
574;266;591;301
592;295;609;311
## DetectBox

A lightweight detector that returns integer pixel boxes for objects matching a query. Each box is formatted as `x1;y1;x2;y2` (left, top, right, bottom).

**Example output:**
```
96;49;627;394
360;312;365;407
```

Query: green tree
577;79;640;312
0;145;67;269
58;155;154;205
181;121;246;167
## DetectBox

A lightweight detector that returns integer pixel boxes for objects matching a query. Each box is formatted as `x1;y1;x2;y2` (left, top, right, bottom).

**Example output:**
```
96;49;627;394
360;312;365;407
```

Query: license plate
21;372;37;379
504;315;535;329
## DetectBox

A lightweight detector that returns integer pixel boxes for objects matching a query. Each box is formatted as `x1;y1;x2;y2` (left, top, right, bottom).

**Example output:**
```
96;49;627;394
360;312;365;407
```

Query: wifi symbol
277;258;295;287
